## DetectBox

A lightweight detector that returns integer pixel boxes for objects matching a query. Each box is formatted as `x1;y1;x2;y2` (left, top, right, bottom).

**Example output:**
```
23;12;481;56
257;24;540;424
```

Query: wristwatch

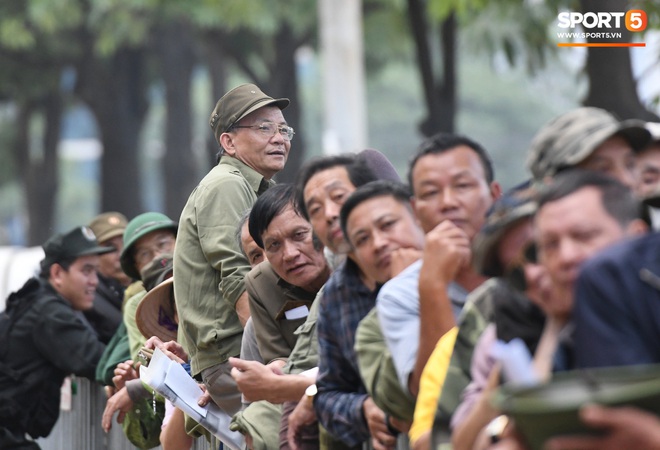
304;383;317;406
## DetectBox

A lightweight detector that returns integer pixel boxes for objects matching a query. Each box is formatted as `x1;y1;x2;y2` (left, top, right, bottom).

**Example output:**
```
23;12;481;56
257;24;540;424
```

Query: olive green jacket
174;156;273;376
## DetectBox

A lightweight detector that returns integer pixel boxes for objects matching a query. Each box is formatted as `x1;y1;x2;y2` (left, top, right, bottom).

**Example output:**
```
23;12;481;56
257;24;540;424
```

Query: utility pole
318;0;367;154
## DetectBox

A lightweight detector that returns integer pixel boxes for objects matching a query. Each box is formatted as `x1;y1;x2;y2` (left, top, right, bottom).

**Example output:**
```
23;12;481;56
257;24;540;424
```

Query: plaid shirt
314;258;377;446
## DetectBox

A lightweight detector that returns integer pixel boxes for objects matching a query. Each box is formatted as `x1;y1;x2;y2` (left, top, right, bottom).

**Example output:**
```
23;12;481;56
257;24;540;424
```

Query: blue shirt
314;258;376;446
377;260;468;390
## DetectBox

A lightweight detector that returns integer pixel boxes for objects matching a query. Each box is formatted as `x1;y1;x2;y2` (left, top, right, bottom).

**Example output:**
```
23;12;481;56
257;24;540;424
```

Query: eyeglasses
232;122;295;141
503;242;537;292
134;235;176;267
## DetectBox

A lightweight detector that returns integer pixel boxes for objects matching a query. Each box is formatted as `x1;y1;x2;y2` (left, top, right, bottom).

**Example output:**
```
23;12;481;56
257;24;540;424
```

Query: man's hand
421;220;471;284
287;399;317;450
363;397;396;450
229;357;279;402
112;360;138;390
390;248;423;278
144;336;189;363
544;405;660;450
101;387;134;432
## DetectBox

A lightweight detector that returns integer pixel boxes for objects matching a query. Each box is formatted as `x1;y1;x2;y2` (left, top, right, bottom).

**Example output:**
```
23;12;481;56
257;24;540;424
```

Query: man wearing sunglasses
174;83;292;420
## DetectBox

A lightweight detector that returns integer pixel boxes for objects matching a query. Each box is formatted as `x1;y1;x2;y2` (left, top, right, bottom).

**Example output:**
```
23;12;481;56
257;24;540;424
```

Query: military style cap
209;83;289;144
527;107;651;180
472;185;537;277
89;211;128;243
120;212;177;280
42;226;114;268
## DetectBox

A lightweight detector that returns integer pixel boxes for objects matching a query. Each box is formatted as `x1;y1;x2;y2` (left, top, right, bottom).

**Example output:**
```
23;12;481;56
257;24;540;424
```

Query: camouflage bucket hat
209;83;289;144
472;185;538;277
527;107;651;180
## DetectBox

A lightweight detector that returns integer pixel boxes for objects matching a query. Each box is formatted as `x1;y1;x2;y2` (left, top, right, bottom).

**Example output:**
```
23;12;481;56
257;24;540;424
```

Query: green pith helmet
120;212;177;280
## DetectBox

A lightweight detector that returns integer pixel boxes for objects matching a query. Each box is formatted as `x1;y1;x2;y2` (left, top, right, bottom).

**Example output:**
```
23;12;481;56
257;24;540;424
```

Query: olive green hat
209;83;289;144
120;212;177;280
527;107;651;180
88;211;128;243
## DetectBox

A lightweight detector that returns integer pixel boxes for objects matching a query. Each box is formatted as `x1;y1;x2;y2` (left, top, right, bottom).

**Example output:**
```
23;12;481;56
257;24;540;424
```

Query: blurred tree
441;0;659;121
0;0;77;244
580;0;659;120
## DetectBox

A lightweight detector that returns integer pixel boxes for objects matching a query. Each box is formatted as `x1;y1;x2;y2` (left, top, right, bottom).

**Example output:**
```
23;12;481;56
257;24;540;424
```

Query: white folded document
140;347;245;450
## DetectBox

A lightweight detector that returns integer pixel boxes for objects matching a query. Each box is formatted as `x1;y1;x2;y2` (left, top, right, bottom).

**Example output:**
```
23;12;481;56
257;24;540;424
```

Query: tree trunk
269;24;304;184
406;0;458;135
14;95;61;245
201;31;228;168
76;46;149;218
580;0;659;120
156;21;198;219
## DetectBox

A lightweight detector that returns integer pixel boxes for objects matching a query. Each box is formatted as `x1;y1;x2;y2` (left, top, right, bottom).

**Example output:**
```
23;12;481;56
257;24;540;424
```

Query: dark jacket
84;273;124;343
0;277;105;440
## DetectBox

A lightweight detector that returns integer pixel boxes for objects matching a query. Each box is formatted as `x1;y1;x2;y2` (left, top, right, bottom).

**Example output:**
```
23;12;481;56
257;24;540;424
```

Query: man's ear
489;181;503;201
49;263;64;287
219;132;236;157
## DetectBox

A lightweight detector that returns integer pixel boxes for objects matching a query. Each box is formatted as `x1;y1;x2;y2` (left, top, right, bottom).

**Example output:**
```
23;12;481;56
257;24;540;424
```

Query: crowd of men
2;82;660;450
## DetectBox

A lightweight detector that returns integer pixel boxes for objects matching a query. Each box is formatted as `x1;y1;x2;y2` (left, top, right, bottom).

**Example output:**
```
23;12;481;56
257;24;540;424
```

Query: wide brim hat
493;364;660;450
135;277;177;342
527;107;651;180
472;185;537;277
209;83;289;144
120;212;177;280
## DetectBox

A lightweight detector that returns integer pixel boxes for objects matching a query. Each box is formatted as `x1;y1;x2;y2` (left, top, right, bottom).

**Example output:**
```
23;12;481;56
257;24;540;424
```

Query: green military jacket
247;261;318;364
174;156;273;376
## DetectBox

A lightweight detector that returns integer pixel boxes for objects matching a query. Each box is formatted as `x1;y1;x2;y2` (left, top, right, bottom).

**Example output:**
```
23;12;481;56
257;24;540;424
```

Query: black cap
42;226;114;268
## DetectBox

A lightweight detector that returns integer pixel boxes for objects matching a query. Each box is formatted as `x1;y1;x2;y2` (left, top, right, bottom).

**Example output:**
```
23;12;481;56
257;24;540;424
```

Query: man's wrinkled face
534;187;627;318
345;195;425;285
262;205;329;292
52;254;101;311
98;235;130;285
579;135;637;189
303;166;356;254
240;220;266;268
411;146;499;238
133;230;176;276
223;106;291;180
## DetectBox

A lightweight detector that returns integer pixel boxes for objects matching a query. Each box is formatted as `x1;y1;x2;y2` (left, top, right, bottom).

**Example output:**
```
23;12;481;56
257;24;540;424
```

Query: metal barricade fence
37;377;217;450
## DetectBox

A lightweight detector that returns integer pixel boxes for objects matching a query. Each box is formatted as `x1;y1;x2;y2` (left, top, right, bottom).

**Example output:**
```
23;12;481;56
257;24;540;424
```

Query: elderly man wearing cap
174;83;291;417
526;106;651;189
0;226;111;448
85;211;130;343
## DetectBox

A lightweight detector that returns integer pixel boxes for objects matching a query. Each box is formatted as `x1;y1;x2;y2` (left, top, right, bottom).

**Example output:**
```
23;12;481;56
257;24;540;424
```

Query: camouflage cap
42;226;114;269
472;185;537;277
209;83;289;144
88;211;128;243
527;107;651;180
